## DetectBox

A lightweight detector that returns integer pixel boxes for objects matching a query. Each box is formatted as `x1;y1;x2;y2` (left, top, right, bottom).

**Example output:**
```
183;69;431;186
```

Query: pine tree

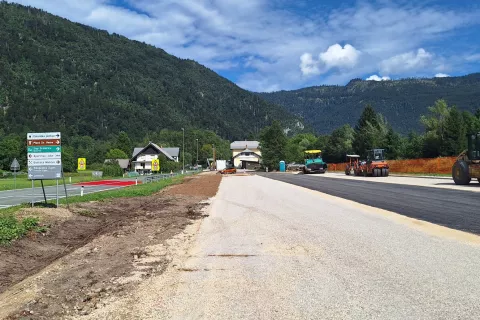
443;106;466;156
385;126;403;159
354;104;383;157
115;131;132;156
259;121;287;170
324;125;355;163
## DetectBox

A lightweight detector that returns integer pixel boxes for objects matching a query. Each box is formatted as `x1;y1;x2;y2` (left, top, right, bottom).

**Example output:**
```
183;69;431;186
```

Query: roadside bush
102;160;123;177
0;214;41;244
88;162;104;171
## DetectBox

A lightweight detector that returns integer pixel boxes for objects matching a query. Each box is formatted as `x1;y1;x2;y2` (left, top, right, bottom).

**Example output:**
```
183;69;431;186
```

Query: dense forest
0;2;301;143
259;100;480;168
259;74;480;134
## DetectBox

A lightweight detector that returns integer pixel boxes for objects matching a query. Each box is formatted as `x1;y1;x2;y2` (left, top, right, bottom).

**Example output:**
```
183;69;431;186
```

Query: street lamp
196;139;199;166
181;128;185;174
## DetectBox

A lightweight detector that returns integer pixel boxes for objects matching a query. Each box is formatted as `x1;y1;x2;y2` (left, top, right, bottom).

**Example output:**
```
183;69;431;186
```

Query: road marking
259;175;480;246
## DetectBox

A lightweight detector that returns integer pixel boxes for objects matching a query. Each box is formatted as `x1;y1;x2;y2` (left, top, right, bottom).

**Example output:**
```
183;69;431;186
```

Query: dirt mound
0;174;221;320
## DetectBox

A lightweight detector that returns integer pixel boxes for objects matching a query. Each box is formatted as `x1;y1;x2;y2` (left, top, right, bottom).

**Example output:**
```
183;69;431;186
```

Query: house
230;140;262;169
131;142;180;174
104;159;130;172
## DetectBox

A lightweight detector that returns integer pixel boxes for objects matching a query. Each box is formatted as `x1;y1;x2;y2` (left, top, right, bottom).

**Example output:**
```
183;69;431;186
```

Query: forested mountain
259;74;480;134
0;2;301;142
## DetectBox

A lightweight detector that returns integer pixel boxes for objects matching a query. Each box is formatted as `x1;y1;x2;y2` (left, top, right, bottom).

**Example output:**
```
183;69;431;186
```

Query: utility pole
212;144;216;170
182;128;185;174
196;139;199;166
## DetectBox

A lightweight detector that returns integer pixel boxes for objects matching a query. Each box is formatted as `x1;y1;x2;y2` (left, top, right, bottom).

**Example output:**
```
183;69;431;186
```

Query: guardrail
142;170;200;184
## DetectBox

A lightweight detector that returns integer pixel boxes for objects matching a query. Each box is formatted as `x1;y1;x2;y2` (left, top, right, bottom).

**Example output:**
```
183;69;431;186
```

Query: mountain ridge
259;73;480;134
0;2;301;142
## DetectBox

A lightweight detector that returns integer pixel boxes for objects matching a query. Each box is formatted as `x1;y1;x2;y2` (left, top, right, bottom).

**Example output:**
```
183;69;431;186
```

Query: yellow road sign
78;158;87;171
152;159;160;172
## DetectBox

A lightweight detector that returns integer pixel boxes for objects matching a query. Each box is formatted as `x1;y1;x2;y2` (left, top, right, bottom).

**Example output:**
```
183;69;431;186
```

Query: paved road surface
261;173;480;235
110;175;480;319
0;182;131;208
312;172;480;192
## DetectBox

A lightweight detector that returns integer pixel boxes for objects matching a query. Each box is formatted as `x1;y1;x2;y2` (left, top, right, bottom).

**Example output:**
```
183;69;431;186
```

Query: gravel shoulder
84;174;480;319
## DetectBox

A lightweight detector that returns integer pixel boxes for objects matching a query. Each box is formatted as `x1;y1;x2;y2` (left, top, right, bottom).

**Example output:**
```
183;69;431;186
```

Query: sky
8;0;480;92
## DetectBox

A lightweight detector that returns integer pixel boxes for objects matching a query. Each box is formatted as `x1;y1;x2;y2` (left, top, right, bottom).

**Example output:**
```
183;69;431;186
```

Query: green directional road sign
27;146;62;153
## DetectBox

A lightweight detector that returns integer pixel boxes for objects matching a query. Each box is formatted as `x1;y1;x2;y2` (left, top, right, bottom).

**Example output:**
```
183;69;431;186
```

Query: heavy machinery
452;132;480;185
345;154;360;175
303;150;328;174
344;150;389;177
359;149;389;177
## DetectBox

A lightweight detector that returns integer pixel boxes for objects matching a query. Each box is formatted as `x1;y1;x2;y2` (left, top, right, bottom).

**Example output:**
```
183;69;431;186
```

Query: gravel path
83;175;480;319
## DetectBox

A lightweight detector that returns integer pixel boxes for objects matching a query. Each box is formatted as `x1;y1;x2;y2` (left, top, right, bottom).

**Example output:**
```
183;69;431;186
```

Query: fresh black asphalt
259;173;480;235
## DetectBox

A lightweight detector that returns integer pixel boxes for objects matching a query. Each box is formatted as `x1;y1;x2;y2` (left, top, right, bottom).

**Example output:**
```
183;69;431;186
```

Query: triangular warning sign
10;158;20;170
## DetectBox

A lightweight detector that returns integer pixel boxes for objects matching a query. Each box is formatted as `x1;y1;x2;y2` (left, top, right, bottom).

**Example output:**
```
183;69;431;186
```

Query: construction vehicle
452;132;480;185
344;150;389;177
345;154;360;175
303;150;328;174
358;149;389;177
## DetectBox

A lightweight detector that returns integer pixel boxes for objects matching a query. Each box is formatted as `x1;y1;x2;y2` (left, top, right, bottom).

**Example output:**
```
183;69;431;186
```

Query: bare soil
0;173;221;320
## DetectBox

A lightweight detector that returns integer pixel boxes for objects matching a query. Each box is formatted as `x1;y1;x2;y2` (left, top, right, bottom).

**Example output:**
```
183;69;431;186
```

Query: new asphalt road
0;182;133;208
260;173;480;235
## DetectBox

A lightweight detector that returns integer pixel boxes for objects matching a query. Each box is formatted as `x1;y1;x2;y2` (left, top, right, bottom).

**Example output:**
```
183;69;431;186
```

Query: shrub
0;214;41;244
102;160;123;177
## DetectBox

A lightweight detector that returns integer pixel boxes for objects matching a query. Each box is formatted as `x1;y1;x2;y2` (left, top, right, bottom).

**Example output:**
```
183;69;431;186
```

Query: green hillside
259;74;480;134
0;2;301;142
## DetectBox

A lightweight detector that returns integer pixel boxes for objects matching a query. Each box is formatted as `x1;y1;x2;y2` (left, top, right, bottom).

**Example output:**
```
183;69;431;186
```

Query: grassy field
0;171;108;191
0;176;183;244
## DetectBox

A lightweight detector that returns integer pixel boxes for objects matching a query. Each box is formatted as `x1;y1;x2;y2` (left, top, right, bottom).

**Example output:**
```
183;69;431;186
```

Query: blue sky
9;0;480;92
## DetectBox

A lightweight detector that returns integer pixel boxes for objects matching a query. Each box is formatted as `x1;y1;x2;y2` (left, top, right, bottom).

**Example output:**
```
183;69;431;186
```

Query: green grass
0;171;117;191
59;176;182;205
0;212;44;244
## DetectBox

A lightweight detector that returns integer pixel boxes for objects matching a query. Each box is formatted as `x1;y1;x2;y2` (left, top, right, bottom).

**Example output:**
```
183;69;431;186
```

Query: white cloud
300;44;361;76
320;44;361;69
366;75;391;81
300;53;320;76
7;0;480;91
380;48;434;74
435;73;450;78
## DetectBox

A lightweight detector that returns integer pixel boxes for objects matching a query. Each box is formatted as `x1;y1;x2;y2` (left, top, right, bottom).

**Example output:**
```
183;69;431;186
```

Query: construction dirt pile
0;173;221;320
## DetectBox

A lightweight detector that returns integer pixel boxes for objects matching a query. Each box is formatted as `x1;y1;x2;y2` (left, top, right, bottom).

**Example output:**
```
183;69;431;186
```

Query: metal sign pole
56;179;59;208
14;169;16;191
40;180;47;204
62;165;69;209
31;180;34;207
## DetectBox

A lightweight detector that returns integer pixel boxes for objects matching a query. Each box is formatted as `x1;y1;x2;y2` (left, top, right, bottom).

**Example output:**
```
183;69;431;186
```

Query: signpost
27;132;65;207
78;158;86;171
152;159;160;172
10;158;20;191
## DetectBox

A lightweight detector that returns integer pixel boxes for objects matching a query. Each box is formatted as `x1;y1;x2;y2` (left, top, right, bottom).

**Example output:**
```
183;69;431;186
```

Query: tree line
259;99;480;169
